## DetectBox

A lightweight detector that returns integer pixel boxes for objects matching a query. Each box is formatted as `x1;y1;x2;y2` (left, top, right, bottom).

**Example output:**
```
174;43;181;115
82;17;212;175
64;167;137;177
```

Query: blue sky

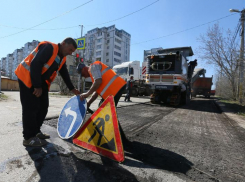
0;0;244;84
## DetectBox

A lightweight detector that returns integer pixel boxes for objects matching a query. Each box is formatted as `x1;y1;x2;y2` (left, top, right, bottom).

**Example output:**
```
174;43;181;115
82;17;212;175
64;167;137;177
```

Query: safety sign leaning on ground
57;95;87;139
73;95;124;162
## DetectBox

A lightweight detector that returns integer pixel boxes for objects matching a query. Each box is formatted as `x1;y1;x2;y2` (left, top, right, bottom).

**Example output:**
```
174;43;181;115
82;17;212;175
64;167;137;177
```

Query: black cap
76;63;86;74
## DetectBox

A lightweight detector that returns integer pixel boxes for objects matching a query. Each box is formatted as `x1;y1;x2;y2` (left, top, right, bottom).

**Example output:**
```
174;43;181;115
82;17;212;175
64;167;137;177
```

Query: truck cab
113;61;151;96
113;61;141;81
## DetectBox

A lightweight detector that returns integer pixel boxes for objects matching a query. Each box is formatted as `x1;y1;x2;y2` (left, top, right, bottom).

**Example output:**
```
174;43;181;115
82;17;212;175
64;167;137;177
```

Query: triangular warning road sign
73;95;124;162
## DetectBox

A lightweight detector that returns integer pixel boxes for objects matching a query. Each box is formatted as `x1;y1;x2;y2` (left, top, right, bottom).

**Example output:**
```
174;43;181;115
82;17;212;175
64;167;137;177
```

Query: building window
96;51;101;56
107;39;110;44
107;33;110;37
89;36;93;42
97;32;102;36
115;38;121;44
114;51;121;57
115;45;121;50
96;45;102;49
107;46;109;49
114;58;121;63
97;38;102;43
106;52;109;56
106;59;109;62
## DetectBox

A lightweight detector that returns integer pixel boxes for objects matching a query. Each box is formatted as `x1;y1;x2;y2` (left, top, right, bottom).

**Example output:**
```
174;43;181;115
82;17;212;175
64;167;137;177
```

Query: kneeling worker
77;61;129;143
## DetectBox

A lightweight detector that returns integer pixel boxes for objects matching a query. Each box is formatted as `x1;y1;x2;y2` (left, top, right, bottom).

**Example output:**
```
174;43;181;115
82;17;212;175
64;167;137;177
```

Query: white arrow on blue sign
57;95;87;139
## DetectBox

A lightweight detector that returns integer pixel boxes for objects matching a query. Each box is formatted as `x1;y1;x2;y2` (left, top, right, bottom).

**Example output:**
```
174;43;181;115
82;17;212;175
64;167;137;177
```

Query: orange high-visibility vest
88;61;126;99
15;41;66;90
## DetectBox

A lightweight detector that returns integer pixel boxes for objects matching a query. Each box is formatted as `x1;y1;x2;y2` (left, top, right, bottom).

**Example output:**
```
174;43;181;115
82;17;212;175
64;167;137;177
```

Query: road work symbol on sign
73;95;124;162
57;95;87;139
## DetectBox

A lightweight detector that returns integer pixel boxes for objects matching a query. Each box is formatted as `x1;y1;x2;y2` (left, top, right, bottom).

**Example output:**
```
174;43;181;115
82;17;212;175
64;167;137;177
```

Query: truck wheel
150;93;160;104
131;88;138;97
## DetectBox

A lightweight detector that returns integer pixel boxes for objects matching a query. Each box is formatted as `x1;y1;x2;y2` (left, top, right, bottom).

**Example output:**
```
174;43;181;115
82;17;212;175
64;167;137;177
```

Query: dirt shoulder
214;96;245;129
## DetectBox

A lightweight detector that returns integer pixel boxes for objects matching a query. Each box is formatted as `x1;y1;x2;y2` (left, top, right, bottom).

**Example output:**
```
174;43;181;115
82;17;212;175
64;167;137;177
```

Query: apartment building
0;40;39;80
12;49;24;80
0;57;6;75
79;25;131;68
6;53;13;78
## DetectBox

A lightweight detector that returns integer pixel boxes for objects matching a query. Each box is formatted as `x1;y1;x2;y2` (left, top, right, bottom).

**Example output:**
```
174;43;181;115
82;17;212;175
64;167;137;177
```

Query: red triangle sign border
73;95;124;162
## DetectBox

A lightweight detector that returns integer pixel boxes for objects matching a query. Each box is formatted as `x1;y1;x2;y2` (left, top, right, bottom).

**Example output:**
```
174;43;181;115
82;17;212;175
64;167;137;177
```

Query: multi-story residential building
22;40;39;60
1;40;39;80
6;54;13;78
78;25;131;68
0;57;6;75
12;49;24;80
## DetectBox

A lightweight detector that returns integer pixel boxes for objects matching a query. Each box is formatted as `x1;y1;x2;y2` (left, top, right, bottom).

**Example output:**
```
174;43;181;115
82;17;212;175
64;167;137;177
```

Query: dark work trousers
18;79;49;140
125;89;132;101
98;85;128;142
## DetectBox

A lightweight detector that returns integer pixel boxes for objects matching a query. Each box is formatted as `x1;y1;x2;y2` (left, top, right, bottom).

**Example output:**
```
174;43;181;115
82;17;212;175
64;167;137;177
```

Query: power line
85;0;159;26
0;0;159;31
132;14;237;45
0;0;93;39
0;24;80;30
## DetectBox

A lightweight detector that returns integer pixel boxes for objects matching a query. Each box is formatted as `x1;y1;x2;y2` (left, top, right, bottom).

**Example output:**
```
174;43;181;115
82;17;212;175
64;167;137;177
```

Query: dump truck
191;76;213;98
145;47;197;106
210;90;216;96
112;61;151;96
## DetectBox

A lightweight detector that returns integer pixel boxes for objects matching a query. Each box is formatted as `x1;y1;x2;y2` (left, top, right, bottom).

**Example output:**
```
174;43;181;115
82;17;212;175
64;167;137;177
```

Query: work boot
23;137;47;147
36;132;50;139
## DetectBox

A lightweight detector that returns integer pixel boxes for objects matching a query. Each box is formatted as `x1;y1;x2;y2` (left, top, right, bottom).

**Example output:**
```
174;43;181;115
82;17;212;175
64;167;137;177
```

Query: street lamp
229;9;240;13
230;8;245;105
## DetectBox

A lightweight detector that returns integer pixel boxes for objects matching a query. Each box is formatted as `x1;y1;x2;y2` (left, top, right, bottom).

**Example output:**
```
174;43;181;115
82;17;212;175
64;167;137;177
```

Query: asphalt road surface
25;97;245;181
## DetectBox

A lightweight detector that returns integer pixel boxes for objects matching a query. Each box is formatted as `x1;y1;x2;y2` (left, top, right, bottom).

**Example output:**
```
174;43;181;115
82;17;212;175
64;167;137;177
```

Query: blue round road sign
57;95;87;139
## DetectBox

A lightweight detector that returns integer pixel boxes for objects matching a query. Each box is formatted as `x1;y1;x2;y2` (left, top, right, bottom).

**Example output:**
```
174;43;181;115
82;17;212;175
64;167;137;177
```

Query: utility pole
78;25;83;92
230;9;245;105
239;9;245;105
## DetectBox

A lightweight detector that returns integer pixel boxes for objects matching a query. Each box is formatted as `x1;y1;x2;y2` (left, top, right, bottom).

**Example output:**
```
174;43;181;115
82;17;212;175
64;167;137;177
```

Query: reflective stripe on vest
100;75;118;96
15;41;65;89
89;61;126;99
101;67;110;75
19;43;60;73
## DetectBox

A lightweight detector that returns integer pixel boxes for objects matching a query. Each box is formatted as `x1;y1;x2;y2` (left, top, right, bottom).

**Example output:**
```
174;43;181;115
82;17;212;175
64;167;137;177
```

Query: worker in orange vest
77;61;129;143
15;37;80;147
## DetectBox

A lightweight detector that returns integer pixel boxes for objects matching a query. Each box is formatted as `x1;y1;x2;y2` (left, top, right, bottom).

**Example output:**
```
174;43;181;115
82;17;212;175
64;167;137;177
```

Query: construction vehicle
210;90;216;96
191;68;213;98
191;76;213;98
145;47;197;106
112;61;151;96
